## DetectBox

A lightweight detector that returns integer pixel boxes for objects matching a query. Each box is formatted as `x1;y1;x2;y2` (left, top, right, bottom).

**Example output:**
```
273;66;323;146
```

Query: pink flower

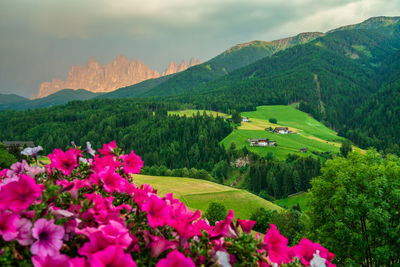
56;178;91;199
141;194;169;228
100;220;132;248
149;235;176;257
31;219;65;257
0;168;8;179
121;150;143;174
237;219;256;233
69;257;88;267
0;173;42;212
7;160;29;176
92;154;122;174
156;250;195;267
78;231;110;257
98;140;117;156
0;210;19;241
263;224;293;265
168;202;201;238
293;238;335;266
90;245;136;267
48;148;81;176
31;253;70;267
98;166;123;193
211;210;238;238
16;218;34;245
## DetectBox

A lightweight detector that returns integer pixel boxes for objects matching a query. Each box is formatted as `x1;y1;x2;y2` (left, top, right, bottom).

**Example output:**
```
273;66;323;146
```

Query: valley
1;15;400;266
221;105;362;159
133;174;282;220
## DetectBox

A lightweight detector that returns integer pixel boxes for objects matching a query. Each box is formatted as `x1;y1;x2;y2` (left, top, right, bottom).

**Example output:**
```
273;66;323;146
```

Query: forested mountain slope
100;32;323;99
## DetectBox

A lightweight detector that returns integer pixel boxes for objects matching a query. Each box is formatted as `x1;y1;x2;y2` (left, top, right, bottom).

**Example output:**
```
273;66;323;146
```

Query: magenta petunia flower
211;209;238;238
92;154;122;174
31;219;65;257
7;160;29;177
100;220;132;248
98;166;123;193
16;218;34;245
292;238;336;267
90;245;136;267
263;224;293;265
48;148;81;176
156;250;195;267
237;219;256;234
149;234;176;257
98;140;117;156
120;150;143;174
141;194;169;228
0;173;42;212
31;253;70;267
0;210;19;241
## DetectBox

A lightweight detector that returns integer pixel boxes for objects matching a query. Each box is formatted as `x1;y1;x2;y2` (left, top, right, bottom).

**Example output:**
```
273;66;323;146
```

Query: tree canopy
308;151;400;266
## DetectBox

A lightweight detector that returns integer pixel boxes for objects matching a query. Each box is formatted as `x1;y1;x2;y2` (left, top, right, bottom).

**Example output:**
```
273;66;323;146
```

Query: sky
1;0;399;98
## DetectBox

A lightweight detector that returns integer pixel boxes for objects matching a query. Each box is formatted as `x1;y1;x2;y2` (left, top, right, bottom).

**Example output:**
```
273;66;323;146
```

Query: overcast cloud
0;0;399;97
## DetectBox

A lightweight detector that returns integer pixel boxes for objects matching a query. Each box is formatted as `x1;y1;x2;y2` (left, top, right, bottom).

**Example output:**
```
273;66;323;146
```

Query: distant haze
1;0;399;98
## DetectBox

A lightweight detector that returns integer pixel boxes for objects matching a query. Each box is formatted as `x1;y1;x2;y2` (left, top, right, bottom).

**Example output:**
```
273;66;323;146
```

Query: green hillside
99;33;321;99
168;109;229;118
221;105;361;159
0;93;28;106
0;89;101;110
133;174;282;219
275;192;308;211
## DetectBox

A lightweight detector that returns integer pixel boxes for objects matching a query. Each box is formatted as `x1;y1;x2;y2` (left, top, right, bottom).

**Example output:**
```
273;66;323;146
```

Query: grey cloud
0;0;399;97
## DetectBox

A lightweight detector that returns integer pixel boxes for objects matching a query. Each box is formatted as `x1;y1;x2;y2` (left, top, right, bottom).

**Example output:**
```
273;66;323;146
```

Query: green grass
275;192;308;211
168;109;229;118
241;105;342;141
221;105;361;159
133;174;282;219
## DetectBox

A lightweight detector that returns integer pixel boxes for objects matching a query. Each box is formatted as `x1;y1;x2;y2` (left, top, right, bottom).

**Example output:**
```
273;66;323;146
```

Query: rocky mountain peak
33;56;201;99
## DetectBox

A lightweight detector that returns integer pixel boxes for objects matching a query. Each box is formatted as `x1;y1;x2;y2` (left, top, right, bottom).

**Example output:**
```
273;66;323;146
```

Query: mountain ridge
33;56;201;99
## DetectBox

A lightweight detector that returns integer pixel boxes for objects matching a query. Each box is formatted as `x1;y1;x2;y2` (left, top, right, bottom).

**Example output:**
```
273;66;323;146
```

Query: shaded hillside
340;51;400;152
0;89;101;110
100;32;322;99
0;93;28;105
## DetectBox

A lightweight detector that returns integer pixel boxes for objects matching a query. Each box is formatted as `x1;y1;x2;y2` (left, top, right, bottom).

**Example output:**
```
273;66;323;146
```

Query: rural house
274;127;289;134
242;117;249;122
2;141;35;151
248;138;276;147
300;147;307;153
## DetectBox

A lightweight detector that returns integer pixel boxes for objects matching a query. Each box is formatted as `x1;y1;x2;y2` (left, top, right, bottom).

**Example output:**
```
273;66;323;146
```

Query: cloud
0;0;399;97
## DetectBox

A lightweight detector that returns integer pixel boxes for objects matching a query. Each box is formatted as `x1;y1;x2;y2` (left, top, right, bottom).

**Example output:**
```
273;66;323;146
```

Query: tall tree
308;151;400;266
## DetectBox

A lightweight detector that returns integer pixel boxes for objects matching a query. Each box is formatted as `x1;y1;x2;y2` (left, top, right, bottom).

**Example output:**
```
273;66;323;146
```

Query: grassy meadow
275;192;308;211
168;109;229;118
133;174;282;219
221;105;362;159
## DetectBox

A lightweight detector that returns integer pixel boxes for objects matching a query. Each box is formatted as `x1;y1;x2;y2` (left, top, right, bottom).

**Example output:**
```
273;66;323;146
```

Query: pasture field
133;174;282;220
275;192;308;211
168;109;229;118
221;105;362;159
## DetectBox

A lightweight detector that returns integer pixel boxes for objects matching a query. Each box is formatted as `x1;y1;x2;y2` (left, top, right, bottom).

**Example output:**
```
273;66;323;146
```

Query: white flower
216;251;231;267
21;146;43;158
310;250;327;267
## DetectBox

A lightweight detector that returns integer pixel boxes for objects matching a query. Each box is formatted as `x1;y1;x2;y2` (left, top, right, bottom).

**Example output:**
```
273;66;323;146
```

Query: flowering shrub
0;141;335;266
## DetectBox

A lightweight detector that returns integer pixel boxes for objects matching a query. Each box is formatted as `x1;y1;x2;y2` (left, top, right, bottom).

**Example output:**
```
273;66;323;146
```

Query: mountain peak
330;16;400;32
161;58;201;76
33;56;202;99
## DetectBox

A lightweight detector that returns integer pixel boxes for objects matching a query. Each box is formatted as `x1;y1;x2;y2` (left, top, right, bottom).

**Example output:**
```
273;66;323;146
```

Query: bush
204;202;227;226
269;118;278;124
